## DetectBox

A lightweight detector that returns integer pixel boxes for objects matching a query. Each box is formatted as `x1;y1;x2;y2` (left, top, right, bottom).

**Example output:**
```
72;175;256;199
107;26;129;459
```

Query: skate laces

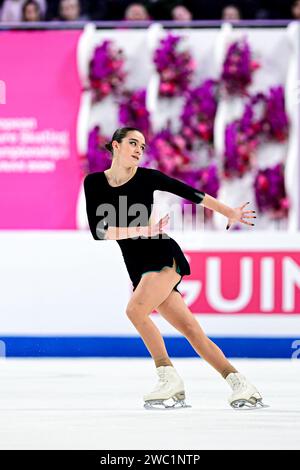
157;368;168;384
229;373;245;391
150;368;169;392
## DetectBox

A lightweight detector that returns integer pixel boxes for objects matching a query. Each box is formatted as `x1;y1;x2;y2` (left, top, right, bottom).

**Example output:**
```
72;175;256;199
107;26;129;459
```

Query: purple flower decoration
153;33;196;97
224;87;289;178
265;86;289;142
86;125;111;174
147;128;191;174
181;79;219;144
254;163;290;218
224;120;258;178
88;40;126;102
221;38;260;96
118;88;151;140
179;164;220;218
181;165;219;196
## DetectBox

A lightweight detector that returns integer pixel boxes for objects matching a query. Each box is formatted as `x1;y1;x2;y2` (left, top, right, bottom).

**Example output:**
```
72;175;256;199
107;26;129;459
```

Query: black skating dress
83;167;205;293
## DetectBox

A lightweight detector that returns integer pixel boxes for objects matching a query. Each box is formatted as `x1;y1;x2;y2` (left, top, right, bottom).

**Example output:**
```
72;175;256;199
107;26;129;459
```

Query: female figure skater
84;127;266;410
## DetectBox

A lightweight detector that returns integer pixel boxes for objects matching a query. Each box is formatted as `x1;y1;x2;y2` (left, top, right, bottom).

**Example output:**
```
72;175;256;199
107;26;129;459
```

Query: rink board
0;231;300;358
0;336;299;358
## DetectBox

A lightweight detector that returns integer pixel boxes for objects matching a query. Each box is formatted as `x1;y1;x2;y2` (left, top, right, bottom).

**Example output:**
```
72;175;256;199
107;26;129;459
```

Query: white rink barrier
0;230;300;358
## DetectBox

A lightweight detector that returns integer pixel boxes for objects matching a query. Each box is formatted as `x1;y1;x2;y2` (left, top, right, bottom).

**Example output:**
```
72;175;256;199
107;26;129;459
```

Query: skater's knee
126;303;149;323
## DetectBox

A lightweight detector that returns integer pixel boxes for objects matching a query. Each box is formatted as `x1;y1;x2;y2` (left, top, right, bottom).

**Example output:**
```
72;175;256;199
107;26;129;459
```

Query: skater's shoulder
132;166;152;182
139;166;160;178
84;171;103;185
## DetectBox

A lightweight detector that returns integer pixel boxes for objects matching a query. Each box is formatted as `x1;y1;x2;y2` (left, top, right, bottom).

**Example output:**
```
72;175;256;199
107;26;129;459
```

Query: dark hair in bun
104;142;113;152
105;127;142;156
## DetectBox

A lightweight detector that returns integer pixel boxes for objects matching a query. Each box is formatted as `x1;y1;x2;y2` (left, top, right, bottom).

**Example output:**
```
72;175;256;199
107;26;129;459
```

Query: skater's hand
141;214;170;237
226;202;256;230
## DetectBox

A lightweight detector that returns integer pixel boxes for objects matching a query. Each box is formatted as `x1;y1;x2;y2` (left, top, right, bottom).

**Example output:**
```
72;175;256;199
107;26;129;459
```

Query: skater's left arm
151;169;256;230
200;194;256;230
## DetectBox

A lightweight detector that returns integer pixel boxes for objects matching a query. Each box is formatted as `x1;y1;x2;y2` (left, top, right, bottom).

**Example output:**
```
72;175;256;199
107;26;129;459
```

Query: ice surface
0;358;299;450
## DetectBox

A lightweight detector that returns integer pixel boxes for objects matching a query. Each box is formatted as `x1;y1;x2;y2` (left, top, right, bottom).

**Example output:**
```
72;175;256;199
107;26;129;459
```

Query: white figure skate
143;365;191;410
226;372;269;409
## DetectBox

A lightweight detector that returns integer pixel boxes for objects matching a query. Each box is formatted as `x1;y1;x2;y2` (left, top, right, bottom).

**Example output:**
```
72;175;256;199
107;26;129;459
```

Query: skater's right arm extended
105;215;169;240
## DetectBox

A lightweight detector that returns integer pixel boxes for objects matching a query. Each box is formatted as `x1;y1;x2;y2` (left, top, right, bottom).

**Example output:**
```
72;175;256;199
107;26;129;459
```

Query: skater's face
112;130;146;167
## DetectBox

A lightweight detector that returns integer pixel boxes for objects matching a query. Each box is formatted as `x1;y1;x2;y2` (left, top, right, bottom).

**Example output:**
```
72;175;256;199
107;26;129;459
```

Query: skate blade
231;398;270;410
144;395;192;410
144;400;192;410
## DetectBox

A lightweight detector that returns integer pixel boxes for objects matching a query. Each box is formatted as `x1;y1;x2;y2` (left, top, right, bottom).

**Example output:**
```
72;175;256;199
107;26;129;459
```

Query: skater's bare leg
125;260;181;367
155;289;265;408
156;290;237;377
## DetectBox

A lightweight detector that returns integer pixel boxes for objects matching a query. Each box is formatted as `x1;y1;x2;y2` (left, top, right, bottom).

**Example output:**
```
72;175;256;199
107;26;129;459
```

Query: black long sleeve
150;169;206;204
84;174;108;240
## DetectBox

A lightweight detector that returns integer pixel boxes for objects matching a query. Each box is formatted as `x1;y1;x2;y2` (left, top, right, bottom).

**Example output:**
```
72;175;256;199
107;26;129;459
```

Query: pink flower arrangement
153;33;196;97
118;88;151;140
221;38;260;96
241;88;289;143
88;40;126;102
224;119;259;178
254;163;290;219
224;87;289;178
264;86;289;142
146;128;191;174
179;164;220;219
180;79;219;144
86;125;111;174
